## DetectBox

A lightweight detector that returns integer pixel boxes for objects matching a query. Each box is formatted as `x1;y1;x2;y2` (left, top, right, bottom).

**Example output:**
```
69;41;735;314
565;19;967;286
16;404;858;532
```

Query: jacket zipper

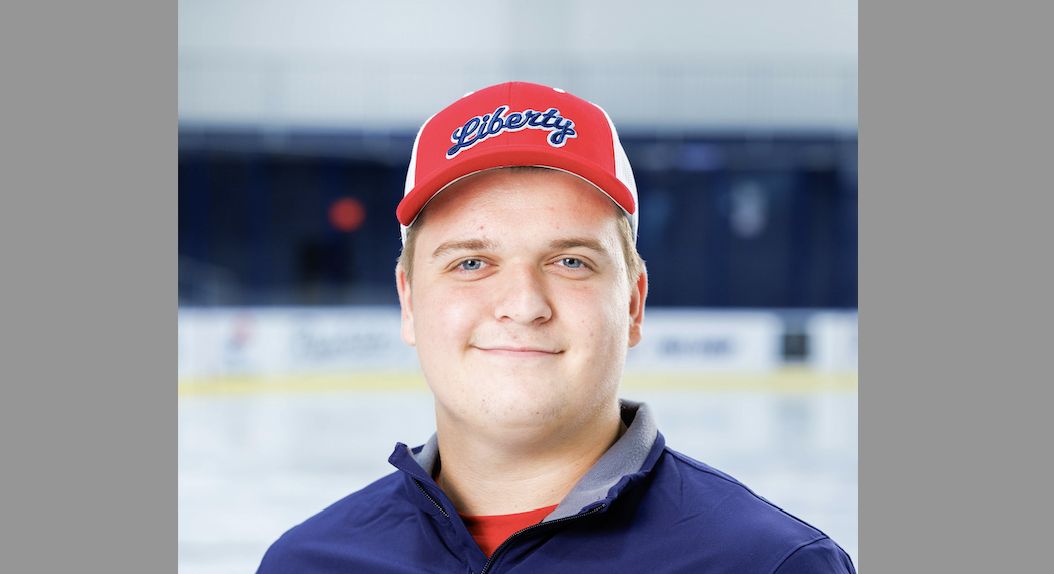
475;503;607;574
413;478;450;518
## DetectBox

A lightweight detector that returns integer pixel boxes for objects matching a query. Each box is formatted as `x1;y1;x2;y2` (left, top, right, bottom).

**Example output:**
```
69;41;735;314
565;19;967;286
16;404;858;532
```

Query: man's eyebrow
431;238;497;259
549;237;611;256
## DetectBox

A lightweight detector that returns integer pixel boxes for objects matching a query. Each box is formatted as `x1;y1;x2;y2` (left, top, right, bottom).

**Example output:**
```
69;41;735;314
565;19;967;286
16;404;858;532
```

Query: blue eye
458;259;484;271
561;258;584;268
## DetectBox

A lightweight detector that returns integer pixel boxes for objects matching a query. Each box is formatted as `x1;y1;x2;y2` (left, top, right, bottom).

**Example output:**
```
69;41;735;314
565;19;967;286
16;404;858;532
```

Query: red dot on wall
329;197;366;232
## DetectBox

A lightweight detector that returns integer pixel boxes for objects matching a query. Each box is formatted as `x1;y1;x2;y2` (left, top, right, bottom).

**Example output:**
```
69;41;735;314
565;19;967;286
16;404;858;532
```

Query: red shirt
458;504;560;558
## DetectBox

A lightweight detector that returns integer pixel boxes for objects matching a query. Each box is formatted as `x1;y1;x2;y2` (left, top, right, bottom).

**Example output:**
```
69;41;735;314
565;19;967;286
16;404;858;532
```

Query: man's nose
493;264;553;325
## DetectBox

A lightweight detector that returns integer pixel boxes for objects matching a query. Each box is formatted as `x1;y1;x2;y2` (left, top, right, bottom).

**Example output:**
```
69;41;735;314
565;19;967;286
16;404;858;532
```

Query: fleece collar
400;399;661;521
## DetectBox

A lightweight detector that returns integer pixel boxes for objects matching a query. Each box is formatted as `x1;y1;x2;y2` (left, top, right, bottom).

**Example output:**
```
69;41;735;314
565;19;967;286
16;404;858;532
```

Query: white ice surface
178;390;858;573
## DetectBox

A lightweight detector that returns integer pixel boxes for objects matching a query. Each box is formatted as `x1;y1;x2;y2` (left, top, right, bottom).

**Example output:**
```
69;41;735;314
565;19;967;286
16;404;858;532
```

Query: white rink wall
178;306;857;378
178;306;419;378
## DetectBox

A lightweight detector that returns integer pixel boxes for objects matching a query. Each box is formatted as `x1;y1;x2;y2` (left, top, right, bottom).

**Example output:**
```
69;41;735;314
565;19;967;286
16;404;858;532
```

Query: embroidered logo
446;106;577;158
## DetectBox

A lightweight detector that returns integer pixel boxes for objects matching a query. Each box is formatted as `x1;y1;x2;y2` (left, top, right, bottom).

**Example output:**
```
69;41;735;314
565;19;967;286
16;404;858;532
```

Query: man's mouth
474;345;563;358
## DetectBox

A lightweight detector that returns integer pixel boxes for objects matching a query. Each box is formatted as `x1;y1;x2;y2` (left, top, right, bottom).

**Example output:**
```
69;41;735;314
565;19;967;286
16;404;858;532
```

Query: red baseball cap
398;82;638;243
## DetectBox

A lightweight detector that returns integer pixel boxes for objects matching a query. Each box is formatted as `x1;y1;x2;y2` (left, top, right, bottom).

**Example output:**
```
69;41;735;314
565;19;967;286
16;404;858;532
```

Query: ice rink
178;386;858;573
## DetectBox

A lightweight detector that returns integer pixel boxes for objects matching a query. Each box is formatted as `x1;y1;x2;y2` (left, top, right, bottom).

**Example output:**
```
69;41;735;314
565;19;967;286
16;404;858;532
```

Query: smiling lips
474;346;562;358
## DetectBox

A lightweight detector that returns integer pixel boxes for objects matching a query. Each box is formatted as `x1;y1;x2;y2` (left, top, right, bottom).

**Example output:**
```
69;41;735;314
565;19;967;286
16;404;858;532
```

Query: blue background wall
179;131;857;308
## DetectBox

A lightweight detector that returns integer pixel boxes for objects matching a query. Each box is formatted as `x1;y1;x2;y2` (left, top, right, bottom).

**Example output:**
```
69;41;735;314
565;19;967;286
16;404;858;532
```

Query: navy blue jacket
257;402;855;573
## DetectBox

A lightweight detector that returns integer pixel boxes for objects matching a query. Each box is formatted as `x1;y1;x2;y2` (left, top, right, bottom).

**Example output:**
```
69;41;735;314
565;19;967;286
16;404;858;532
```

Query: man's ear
396;266;416;347
628;269;648;348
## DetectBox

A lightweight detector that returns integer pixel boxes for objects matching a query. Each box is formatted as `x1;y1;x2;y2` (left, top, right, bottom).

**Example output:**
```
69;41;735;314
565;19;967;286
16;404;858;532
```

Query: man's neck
432;405;626;516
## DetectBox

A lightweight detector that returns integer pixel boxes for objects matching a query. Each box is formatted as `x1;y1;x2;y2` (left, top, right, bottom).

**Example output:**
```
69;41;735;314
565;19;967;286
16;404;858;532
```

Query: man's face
397;168;647;441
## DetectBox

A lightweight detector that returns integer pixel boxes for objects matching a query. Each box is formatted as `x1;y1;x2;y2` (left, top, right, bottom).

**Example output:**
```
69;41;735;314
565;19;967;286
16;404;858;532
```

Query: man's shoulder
624;446;855;572
256;470;414;573
654;446;826;536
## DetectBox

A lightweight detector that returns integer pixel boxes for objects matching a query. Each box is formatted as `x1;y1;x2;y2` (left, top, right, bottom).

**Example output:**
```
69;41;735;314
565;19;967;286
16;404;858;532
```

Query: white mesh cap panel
598;106;639;241
401;112;437;244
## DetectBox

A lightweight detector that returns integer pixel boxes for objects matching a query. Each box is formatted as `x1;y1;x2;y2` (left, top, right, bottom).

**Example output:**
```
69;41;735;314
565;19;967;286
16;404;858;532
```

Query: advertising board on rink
178;307;857;380
806;311;859;372
625;310;785;373
178;307;419;378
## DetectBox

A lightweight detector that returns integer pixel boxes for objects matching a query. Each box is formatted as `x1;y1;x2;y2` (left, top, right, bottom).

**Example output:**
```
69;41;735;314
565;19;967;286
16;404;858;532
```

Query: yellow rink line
178;369;857;396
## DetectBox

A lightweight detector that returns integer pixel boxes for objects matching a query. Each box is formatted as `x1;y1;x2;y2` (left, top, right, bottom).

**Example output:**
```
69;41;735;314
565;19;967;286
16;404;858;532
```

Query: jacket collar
388;400;664;521
548;400;661;520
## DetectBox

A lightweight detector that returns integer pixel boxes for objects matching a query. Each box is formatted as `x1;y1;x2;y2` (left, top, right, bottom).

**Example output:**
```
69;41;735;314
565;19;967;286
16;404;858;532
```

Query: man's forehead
429;236;615;261
413;171;621;258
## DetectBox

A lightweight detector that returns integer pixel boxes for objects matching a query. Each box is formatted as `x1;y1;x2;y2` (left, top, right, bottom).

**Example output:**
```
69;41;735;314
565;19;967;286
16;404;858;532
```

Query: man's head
394;82;646;440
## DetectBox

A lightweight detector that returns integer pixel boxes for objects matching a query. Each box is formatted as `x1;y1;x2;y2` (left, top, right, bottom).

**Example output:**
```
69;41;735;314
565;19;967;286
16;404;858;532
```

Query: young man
258;82;856;573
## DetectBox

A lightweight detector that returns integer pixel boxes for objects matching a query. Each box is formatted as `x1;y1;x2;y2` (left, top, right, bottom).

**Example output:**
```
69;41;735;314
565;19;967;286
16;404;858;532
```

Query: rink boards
178;306;858;390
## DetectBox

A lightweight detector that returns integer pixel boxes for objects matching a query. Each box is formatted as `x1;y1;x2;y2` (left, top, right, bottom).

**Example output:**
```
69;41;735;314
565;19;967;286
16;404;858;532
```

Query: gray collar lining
411;400;658;521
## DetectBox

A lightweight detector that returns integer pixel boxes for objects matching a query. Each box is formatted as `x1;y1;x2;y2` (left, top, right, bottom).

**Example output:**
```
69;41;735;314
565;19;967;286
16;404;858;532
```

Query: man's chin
461;398;566;430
